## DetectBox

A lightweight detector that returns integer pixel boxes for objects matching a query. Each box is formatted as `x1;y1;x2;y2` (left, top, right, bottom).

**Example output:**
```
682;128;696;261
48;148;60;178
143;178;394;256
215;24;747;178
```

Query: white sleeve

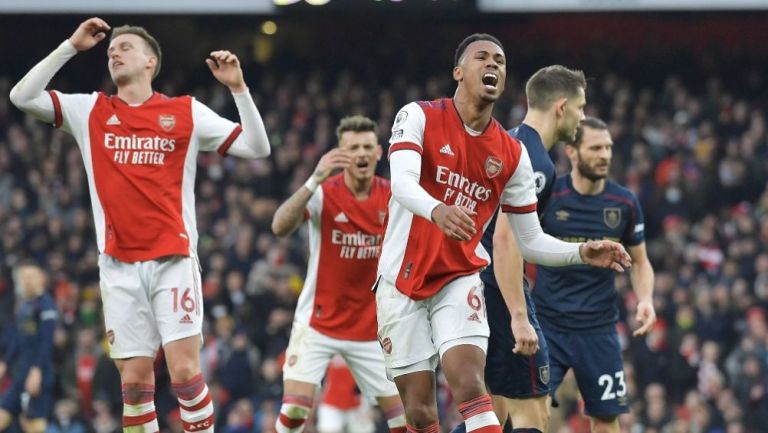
191;94;270;158
9;40;78;124
390;150;442;221
388;102;426;151
499;145;538;214
506;212;584;266
225;90;270;158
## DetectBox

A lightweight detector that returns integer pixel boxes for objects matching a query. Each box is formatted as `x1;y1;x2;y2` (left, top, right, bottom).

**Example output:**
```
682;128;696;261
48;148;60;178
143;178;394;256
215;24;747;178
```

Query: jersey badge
485;156;503;178
556;210;570;221
440;144;455;156
533;171;546;194
158;114;176;132
539;365;550;384
334;212;349;223
603;208;622;229
106;114;121;126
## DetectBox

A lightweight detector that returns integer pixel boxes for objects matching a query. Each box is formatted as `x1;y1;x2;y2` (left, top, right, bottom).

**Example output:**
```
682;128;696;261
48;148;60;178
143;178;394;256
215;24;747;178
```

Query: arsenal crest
603;207;622;229
539;365;550;384
158;114;176;132
485;156;503;178
381;337;393;354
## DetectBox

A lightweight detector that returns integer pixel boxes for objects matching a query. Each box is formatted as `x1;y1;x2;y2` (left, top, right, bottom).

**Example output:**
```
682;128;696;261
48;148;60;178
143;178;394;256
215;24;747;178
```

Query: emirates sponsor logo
436;165;492;213
104;133;177;166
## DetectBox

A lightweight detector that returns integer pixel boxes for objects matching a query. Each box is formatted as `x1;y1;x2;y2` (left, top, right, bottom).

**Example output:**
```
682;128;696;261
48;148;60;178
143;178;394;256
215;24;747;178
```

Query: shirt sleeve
500;145;538;214
51;91;99;139
388;102;426;155
191;98;243;155
624;193;645;246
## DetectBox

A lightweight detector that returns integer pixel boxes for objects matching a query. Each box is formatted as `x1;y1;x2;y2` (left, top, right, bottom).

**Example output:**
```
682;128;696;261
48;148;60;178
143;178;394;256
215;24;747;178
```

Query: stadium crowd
0;32;767;433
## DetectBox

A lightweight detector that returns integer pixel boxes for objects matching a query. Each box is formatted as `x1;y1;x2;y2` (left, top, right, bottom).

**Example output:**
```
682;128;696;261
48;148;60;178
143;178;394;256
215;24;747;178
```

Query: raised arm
206;50;270;159
271;148;352;237
10;18;110;122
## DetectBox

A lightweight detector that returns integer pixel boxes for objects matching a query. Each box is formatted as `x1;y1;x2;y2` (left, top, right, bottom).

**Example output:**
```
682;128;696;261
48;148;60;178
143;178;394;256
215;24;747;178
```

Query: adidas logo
179;314;193;324
440;143;455;156
467;312;481;323
106;114;121;125
334;212;349;223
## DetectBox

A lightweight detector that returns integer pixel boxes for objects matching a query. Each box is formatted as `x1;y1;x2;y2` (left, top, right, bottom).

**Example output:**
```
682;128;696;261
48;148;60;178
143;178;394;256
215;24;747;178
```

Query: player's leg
277;322;336;432
347;400;376;433
568;331;628;433
376;277;440;430
19;418;45;433
0;409;11;432
99;254;160;433
20;384;53;433
482;281;551;433
151;255;213;433
433;275;500;433
316;403;344;433
341;339;406;433
589;416;619;433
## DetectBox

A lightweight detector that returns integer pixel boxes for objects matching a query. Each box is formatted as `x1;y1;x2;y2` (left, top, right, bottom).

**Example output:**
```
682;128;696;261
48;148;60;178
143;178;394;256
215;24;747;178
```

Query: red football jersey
49;91;241;263
296;174;390;341
379;98;537;300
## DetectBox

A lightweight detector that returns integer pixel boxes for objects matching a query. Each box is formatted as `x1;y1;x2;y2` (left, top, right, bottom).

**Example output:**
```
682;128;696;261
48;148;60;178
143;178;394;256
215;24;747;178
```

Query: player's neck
116;82;154;106
343;171;373;200
571;171;605;195
522;111;557;150
452;93;493;132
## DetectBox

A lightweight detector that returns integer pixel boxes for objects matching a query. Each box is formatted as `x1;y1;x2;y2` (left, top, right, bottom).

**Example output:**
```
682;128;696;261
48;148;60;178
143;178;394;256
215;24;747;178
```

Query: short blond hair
336;115;378;141
526;65;586;110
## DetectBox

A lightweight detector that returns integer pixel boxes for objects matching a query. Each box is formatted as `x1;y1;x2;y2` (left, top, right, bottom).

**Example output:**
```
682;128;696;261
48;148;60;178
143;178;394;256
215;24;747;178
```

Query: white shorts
282;322;399;398
99;253;203;359
375;273;489;379
317;402;375;433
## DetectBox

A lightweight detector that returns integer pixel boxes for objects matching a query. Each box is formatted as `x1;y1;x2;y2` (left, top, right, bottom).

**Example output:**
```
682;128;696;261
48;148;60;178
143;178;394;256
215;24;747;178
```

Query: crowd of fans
0;26;767;433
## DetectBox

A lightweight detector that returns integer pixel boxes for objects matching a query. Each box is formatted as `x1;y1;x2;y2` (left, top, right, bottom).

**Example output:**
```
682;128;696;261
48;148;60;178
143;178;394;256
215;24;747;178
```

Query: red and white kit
377;98;537;376
51;90;242;358
284;174;398;397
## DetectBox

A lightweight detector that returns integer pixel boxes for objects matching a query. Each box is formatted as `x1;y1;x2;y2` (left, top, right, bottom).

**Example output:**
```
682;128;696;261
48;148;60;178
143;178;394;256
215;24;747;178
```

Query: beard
576;156;608;182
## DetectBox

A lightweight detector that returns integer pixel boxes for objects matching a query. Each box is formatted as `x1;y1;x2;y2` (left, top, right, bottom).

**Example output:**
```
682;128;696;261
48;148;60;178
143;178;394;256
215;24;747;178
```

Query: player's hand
579;240;631;272
69;17;110;52
311;148;353;184
633;299;656;337
206;50;247;93
431;204;476;241
25;367;42;396
510;313;539;356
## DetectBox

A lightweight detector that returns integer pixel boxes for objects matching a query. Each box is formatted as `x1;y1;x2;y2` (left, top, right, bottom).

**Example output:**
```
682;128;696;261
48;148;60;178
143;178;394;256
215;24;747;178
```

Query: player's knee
509;397;549;432
590;416;619;433
167;359;200;383
116;359;154;383
403;402;438;427
449;372;486;402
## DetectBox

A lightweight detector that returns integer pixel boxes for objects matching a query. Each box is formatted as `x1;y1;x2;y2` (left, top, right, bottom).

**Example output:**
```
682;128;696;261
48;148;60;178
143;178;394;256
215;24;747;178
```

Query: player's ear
376;144;383;162
146;55;157;74
555;97;567;118
453;66;463;82
565;143;578;162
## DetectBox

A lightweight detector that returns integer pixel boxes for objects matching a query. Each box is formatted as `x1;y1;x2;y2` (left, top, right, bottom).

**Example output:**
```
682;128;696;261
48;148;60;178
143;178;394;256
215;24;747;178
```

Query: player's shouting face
454;40;506;103
107;33;158;85
338;130;382;182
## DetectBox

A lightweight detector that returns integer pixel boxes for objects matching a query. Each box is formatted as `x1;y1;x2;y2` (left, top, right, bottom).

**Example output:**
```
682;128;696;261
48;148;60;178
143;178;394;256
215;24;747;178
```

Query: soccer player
452;65;588;433
378;33;631;433
271;116;406;433
0;261;58;433
533;117;656;433
316;356;376;433
9;17;271;433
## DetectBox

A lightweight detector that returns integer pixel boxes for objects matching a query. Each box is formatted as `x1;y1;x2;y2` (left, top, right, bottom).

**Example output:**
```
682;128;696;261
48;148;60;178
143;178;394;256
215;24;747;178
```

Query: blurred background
1;1;768;432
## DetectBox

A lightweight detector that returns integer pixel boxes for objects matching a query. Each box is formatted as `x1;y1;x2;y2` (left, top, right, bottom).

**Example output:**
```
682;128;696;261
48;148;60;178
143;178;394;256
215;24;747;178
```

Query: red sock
457;395;501;432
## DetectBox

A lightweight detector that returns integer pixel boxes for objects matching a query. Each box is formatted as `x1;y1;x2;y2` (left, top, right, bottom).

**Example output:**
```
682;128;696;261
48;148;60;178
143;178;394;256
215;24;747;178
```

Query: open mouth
482;73;499;89
356;160;369;169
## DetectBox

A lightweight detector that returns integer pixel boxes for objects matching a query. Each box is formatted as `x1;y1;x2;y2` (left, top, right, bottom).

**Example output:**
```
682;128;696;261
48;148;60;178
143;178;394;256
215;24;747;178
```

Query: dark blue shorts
483;275;550;399
0;379;52;419
543;326;629;417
